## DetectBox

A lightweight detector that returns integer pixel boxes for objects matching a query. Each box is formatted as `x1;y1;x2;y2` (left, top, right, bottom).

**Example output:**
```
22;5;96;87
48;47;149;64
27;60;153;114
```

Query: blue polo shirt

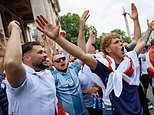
51;61;87;115
92;59;142;115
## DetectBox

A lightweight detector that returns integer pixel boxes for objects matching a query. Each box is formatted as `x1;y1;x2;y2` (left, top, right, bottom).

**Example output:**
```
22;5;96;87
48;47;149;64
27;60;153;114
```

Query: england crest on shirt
66;77;74;86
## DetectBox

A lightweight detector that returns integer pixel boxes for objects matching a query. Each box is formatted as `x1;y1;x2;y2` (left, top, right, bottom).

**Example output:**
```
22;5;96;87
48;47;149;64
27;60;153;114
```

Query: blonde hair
100;33;121;55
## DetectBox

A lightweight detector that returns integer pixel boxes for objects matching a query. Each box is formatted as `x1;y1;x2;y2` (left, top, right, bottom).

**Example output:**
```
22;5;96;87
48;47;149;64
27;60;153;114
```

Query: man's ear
105;47;111;54
23;55;31;62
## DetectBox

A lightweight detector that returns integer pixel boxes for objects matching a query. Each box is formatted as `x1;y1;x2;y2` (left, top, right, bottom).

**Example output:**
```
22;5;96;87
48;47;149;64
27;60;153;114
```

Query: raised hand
79;10;90;30
8;20;20;33
0;28;5;56
128;3;138;20
147;19;154;30
89;26;96;38
46;38;56;51
36;15;60;40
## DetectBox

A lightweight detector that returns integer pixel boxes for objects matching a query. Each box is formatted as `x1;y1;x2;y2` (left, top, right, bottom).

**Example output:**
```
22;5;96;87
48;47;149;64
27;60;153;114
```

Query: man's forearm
134;19;141;43
44;41;52;58
134;27;152;54
86;34;95;52
77;10;89;52
4;26;25;87
78;28;86;52
56;35;85;59
54;35;97;70
4;28;22;64
141;27;152;43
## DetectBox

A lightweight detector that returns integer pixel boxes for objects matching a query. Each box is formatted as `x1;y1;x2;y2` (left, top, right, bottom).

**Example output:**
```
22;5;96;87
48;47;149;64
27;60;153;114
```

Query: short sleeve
91;60;112;85
5;77;27;95
125;42;136;52
6;73;38;95
126;51;139;67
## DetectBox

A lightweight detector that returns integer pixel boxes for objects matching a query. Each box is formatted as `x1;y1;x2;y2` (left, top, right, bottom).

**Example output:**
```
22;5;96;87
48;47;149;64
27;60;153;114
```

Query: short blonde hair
100;33;121;55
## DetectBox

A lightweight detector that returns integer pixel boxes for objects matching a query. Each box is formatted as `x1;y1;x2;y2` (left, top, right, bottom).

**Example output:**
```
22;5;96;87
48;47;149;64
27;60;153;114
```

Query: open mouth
61;64;65;67
121;47;124;52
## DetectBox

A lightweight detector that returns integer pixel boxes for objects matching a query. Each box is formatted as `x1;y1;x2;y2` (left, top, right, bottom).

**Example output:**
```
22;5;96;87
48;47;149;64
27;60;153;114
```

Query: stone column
30;0;47;19
48;0;56;25
48;0;62;50
43;0;53;23
30;0;48;40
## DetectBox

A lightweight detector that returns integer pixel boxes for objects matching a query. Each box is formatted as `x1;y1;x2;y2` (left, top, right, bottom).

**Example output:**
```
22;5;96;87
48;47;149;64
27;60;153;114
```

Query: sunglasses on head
54;57;66;63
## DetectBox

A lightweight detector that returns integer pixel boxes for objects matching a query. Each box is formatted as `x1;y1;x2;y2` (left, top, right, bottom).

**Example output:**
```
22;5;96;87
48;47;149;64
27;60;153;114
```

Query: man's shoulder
68;61;80;68
126;50;138;59
51;70;59;76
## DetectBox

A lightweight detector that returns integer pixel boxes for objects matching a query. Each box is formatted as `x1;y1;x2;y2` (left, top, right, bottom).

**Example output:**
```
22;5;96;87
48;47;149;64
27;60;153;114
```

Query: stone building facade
0;0;60;42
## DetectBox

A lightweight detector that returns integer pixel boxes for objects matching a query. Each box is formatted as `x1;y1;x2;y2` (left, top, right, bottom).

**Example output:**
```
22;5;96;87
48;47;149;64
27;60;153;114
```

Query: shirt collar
23;63;36;75
23;63;49;76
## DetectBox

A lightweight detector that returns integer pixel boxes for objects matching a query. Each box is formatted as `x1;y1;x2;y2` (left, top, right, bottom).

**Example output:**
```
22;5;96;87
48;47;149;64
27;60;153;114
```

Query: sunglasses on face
54;57;66;63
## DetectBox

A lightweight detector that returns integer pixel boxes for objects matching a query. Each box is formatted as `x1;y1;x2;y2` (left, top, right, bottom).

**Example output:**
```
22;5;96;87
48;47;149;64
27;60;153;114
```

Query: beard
38;63;48;70
35;62;49;70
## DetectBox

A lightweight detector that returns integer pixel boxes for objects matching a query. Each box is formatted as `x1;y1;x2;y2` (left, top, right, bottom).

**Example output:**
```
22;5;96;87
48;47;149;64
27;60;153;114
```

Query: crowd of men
0;3;154;115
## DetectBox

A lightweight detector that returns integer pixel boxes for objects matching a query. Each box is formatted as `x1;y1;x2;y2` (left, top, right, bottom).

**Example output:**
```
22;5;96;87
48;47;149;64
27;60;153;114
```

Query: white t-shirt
139;52;148;75
6;64;57;115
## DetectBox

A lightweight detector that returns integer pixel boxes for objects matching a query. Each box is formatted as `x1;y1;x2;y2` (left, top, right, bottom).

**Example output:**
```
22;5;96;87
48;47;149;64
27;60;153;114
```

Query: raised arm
36;15;97;70
78;10;90;52
134;20;154;54
4;21;26;87
0;29;5;73
39;34;52;58
127;3;141;50
47;38;58;55
86;26;96;53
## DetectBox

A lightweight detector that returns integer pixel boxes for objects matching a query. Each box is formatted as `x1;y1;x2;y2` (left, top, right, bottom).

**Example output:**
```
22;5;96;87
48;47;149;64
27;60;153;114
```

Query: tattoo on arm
140;28;152;43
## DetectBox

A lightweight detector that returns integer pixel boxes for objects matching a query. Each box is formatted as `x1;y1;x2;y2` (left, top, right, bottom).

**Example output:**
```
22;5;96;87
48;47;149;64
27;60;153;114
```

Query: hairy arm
134;20;154;54
133;19;141;43
39;34;52;58
55;35;97;70
86;26;96;53
78;10;89;52
127;3;141;50
36;15;97;70
4;21;26;87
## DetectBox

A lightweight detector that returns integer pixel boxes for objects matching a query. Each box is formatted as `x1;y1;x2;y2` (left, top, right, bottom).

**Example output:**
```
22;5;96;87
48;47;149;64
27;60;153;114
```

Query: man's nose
43;52;47;57
60;58;64;62
120;41;123;46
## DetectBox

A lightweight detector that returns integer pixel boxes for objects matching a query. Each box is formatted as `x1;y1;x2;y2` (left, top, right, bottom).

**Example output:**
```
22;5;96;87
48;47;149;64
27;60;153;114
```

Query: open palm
36;15;60;40
80;10;90;29
128;3;138;20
